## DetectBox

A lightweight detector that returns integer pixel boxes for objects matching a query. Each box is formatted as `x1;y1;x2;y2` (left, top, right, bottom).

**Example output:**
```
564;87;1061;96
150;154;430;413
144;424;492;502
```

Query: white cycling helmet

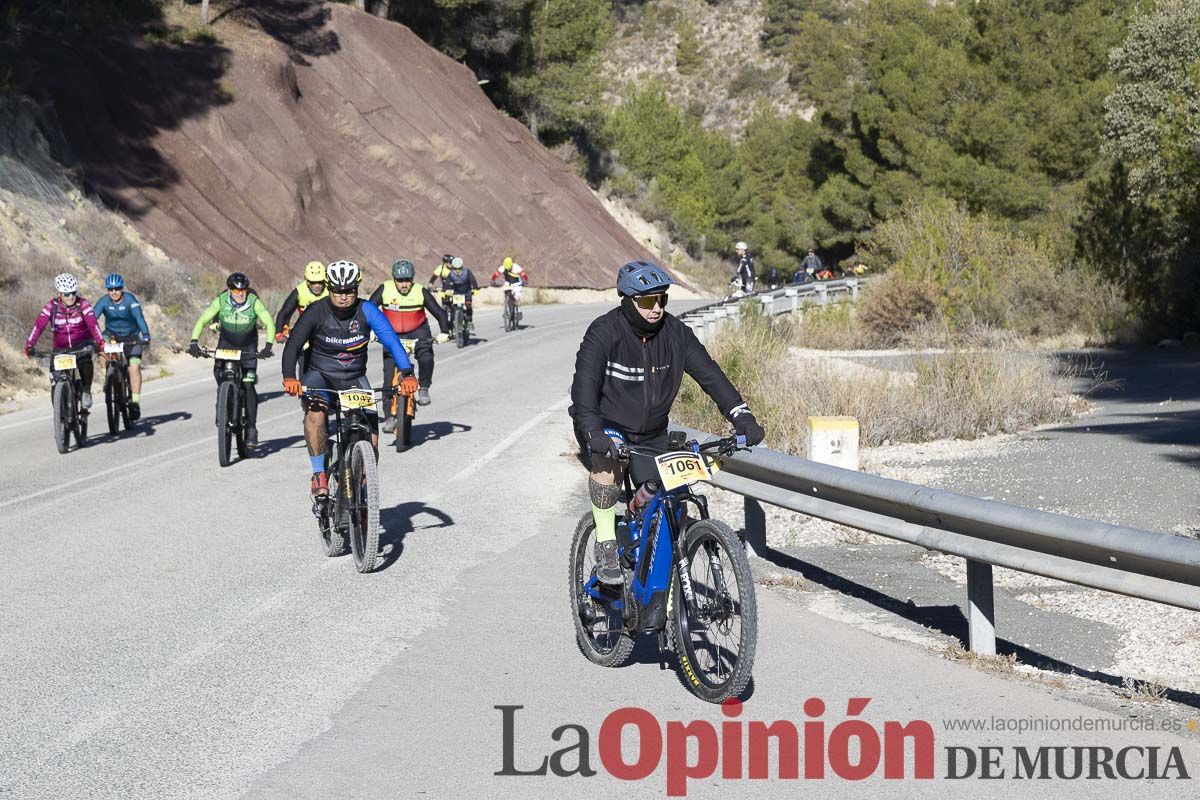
54;273;79;294
325;260;361;290
735;241;748;251
451;257;464;269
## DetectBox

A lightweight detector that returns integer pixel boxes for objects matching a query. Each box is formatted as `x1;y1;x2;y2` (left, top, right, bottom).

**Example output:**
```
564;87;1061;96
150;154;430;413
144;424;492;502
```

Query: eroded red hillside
23;2;652;288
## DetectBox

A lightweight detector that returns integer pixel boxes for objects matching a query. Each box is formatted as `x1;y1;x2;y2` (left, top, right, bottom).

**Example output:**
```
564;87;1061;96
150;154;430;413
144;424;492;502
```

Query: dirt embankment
16;1;655;290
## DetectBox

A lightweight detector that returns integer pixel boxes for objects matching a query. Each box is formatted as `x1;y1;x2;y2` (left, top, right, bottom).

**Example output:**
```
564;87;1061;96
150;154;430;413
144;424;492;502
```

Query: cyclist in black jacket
569;260;765;584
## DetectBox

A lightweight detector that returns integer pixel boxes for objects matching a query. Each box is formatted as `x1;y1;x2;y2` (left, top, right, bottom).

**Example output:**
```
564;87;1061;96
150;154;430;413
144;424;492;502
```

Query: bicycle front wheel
348;439;381;573
216;380;235;467
105;372;120;434
52;381;71;454
671;519;757;703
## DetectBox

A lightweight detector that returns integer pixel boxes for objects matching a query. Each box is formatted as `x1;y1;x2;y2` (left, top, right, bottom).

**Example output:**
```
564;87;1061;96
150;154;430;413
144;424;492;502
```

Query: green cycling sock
592;503;617;543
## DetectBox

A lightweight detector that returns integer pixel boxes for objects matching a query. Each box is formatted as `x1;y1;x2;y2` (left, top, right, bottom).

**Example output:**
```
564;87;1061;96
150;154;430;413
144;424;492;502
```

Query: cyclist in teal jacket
93;273;151;419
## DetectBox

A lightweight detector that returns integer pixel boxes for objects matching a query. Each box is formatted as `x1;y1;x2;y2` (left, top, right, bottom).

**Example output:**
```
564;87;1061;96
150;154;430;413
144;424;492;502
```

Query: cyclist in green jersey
188;272;276;448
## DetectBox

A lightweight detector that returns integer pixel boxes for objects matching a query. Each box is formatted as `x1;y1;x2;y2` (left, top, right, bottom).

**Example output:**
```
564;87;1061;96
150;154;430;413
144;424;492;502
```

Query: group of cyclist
22;253;532;492
731;241;867;294
24;251;761;588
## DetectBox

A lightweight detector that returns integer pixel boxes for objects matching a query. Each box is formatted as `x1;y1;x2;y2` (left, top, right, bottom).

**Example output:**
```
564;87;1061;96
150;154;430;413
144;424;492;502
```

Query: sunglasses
632;293;668;310
61;291;78;298
328;287;358;296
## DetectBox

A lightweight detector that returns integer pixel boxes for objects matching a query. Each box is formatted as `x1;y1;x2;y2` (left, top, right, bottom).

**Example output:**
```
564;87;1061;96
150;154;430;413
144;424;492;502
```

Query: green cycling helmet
392;258;416;281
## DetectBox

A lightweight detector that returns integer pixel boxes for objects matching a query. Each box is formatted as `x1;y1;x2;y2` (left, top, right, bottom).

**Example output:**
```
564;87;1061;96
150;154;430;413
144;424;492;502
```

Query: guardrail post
816;284;828;306
786;288;798;315
760;295;774;316
743;497;766;559
705;313;717;341
690;321;706;345
847;278;859;301
966;559;996;655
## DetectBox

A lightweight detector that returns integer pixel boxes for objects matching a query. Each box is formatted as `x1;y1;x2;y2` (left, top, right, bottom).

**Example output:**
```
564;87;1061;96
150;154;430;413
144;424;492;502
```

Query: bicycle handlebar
617;433;747;461
30;345;99;359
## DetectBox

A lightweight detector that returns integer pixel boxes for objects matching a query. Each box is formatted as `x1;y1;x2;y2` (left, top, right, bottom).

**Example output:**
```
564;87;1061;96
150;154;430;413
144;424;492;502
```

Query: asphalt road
2;308;1196;799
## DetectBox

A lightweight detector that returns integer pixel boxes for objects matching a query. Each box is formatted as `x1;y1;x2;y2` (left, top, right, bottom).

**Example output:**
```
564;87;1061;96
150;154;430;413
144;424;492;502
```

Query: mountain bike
200;346;250;467
101;339;135;434
388;336;441;453
305;384;392;572
451;292;470;348
33;346;95;454
569;431;757;703
502;285;523;332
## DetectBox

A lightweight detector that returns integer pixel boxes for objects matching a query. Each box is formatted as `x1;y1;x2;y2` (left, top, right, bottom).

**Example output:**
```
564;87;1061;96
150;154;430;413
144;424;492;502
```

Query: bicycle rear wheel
75;397;88;448
569;513;635;667
234;386;247;459
216;380;235;467
318;440;347;556
348;440;381;573
52;380;71;454
670;519;757;703
503;296;514;332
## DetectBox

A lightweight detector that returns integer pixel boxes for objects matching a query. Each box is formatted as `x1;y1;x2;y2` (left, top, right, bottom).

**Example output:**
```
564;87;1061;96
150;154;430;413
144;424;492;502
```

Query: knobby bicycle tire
52;380;71;454
217;380;236;467
348;440;381;573
670;518;757;703
105;371;121;435
319;439;347;556
569;513;635;668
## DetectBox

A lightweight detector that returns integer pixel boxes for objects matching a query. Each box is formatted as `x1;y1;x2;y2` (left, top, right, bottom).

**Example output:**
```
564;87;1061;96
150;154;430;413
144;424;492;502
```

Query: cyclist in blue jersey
281;260;416;497
442;256;479;333
92;273;151;419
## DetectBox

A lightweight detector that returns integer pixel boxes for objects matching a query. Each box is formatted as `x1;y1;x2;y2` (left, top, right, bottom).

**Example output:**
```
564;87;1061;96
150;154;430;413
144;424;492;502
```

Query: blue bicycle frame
582;436;716;629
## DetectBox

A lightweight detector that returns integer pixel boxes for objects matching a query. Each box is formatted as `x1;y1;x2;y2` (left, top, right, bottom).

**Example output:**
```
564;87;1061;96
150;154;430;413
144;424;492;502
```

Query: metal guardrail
679;426;1200;655
678;278;865;343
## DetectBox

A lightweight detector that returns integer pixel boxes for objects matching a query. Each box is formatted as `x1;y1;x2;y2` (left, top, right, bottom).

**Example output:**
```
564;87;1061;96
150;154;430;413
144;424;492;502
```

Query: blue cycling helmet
104;273;125;290
616;260;674;297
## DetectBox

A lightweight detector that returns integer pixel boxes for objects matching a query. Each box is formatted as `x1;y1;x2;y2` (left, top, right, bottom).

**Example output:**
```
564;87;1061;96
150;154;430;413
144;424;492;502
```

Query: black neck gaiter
620;297;666;338
332;298;358;321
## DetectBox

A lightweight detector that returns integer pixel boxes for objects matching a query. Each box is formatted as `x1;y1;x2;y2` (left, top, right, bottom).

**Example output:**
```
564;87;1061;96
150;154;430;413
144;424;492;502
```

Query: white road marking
448;395;571;484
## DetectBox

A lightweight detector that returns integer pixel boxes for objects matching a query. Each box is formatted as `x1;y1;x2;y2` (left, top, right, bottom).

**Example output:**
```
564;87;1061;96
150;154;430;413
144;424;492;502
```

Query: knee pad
588;477;619;509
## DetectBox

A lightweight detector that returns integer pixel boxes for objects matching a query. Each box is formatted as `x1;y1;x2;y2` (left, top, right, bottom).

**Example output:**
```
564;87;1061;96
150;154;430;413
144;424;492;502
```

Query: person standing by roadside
735;241;756;294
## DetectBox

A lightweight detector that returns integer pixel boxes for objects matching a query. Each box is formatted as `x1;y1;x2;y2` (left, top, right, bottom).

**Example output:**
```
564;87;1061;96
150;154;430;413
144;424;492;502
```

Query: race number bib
214;348;242;361
339;389;375;410
654;451;713;491
52;354;77;371
452;294;466;306
399;339;417;355
103;342;124;354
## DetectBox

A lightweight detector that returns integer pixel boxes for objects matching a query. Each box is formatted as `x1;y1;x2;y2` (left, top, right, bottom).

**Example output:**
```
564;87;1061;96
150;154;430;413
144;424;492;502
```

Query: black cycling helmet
227;272;250;290
442;253;453;264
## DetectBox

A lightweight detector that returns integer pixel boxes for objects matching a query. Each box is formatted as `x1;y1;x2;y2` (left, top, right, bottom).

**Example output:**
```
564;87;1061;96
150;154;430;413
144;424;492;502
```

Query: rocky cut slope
16;1;653;288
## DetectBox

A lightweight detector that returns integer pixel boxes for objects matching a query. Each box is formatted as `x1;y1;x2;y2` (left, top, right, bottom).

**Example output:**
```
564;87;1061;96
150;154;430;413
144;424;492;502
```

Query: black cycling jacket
569;307;748;438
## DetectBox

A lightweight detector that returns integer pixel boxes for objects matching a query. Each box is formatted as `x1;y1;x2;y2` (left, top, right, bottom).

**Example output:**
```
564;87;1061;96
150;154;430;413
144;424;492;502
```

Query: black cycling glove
586;429;621;462
258;343;274;359
732;412;765;447
188;340;201;358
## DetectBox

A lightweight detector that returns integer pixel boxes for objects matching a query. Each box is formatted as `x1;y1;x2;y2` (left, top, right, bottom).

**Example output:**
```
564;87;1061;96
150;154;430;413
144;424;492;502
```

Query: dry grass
673;311;1086;454
942;641;1019;674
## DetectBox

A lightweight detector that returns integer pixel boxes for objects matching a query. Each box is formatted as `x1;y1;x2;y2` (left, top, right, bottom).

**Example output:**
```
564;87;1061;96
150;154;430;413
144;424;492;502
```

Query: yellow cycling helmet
304;261;326;282
502;256;513;269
